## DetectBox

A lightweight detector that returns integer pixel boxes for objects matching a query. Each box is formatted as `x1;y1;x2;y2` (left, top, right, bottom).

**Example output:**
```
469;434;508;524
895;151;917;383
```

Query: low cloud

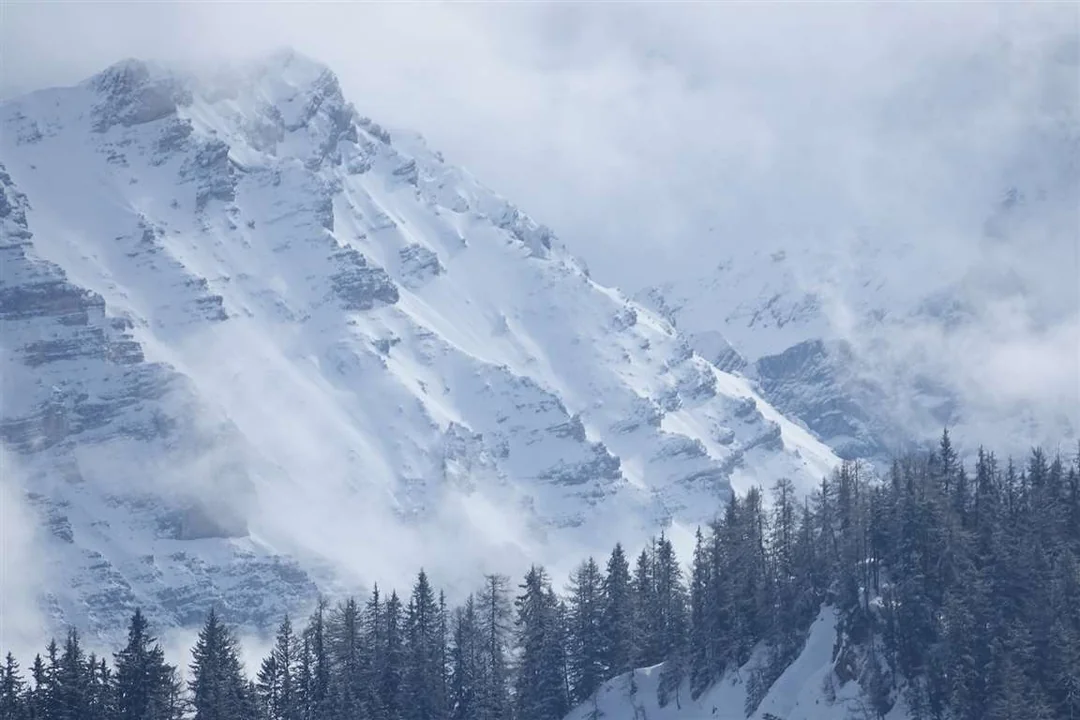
0;446;50;657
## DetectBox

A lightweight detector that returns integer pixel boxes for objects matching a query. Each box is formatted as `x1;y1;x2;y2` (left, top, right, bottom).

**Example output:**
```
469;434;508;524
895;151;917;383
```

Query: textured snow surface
0;52;839;641
565;607;910;720
632;117;1080;462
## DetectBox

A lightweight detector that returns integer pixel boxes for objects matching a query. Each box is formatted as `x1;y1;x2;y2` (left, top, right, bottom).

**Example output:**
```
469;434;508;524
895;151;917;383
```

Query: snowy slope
630;38;1079;463
565;607;909;720
0;51;839;641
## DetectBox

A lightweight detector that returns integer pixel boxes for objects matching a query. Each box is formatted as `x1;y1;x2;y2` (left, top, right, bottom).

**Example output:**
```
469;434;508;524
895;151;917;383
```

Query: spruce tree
328;598;363;720
55;629;89;720
0;653;26;720
598;544;633;678
257;616;298;720
188;608;251;720
687;528;712;699
113;609;179;720
448;595;481;720
402;570;446;720
362;585;386;720
476;574;512;720
565;557;605;704
378;591;404;720
513;566;568;720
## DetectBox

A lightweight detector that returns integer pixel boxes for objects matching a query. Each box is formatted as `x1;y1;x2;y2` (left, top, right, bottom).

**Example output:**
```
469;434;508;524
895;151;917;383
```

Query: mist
1;2;1077;653
0;446;50;658
3;4;1075;457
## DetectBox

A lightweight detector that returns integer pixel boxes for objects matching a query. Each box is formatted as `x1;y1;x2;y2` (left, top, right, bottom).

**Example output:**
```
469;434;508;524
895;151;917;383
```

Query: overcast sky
1;2;1074;279
2;2;1077;448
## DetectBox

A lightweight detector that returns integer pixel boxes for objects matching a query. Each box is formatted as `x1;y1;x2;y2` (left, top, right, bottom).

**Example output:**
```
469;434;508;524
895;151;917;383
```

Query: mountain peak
0;57;839;641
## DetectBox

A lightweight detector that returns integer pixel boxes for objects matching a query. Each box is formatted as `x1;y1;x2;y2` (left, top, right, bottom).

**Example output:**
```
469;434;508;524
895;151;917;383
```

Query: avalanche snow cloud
0;52;837;642
3;2;1076;461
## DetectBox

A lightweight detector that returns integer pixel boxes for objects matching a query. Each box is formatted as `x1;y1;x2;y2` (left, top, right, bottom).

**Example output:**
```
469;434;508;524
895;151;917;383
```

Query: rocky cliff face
0;51;839;641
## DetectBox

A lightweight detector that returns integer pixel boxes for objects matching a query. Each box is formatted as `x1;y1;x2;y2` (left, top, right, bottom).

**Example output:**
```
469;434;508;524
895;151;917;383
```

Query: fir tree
113;609;179;720
476;574;512;720
448;595;481;720
565;557;605;704
598;544;633;678
378;591;404;720
188;608;251;720
256;616;298;720
402;570;446;720
514;566;568;720
0;653;26;720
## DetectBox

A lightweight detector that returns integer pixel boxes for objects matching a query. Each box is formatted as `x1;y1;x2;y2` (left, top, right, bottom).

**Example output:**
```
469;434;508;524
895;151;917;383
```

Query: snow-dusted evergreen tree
361;585;385;720
188;609;254;720
402;570;447;720
513;566;569;720
476;574;512;720
631;544;657;668
55;629;90;720
3;436;1078;720
112;610;179;720
598;544;634;679
0;653;26;720
654;533;688;709
327;598;363;719
687;528;712;699
448;595;481;720
378;591;404;720
565;557;605;704
256;617;298;720
300;600;332;720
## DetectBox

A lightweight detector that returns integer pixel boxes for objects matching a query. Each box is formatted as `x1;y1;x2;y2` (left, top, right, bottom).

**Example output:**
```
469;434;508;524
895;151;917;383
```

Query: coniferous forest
2;434;1078;720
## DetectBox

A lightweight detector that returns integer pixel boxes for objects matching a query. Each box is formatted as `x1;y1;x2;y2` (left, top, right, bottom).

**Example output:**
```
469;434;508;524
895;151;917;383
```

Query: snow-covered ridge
564;607;909;720
0;51;838;641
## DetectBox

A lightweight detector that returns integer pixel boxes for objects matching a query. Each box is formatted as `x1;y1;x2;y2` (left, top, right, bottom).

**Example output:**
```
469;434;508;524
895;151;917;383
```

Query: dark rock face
182;138;238;210
330;247;400;310
539;444;622;487
91;59;192;132
0;164;174;451
0;161;320;638
157;503;248;541
493;203;554;258
755;339;886;460
398;244;444;289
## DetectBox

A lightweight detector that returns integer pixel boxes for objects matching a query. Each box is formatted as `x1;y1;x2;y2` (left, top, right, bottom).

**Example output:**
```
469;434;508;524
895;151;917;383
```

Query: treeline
1;433;1078;720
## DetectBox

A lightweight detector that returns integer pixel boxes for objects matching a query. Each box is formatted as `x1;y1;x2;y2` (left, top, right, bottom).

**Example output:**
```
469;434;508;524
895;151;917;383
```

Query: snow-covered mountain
633;78;1079;463
0;51;840;642
565;606;910;720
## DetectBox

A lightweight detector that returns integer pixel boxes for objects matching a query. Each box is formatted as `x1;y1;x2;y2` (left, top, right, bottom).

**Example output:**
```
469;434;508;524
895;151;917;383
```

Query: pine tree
402;569;446;720
687;528;712;699
565;557;605;704
189;608;251;720
328;598;363;720
26;654;48;720
54;629;90;720
448;595;481;720
302;600;332;720
257;616;298;720
598;544;633;678
362;585;386;720
476;574;512;720
378;591;404;720
0;653;26;720
654;533;688;709
514;566;568;720
113;609;179;720
631;544;657;667
85;654;113;720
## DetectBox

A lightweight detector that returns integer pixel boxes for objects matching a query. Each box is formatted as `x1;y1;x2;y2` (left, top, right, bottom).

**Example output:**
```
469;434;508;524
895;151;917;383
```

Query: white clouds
1;3;1075;444
0;446;50;657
